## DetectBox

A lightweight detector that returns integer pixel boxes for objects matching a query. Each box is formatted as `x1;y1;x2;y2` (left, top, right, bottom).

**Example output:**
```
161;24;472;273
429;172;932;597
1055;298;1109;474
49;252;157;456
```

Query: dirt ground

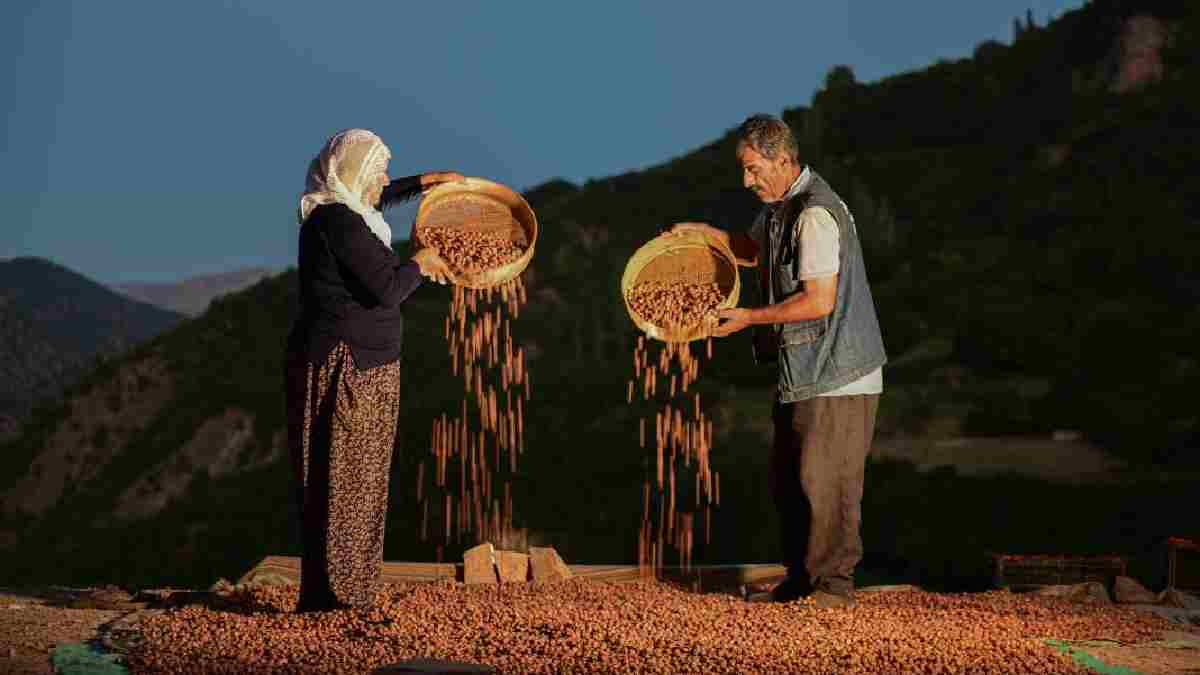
871;436;1127;482
0;589;127;675
3;583;1198;674
1066;634;1200;675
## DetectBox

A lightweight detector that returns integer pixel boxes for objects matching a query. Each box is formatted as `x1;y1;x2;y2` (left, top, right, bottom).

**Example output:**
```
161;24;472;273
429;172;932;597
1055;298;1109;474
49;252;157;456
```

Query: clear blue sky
3;1;1083;283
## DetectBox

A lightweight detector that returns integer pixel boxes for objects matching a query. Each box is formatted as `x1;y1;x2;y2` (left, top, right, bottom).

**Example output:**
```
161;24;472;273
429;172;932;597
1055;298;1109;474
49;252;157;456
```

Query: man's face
737;142;795;203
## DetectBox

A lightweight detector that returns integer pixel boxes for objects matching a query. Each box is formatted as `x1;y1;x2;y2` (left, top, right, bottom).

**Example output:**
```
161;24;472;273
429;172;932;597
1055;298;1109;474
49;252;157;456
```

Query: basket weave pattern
621;232;740;343
414;178;538;289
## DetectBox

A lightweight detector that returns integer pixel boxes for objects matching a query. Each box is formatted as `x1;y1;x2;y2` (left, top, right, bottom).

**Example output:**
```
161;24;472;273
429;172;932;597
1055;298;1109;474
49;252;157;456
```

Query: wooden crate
991;553;1126;590
238;556;785;594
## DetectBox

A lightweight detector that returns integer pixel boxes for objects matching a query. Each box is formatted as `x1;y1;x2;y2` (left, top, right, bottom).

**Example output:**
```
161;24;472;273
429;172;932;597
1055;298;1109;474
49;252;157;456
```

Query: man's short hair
736;114;799;164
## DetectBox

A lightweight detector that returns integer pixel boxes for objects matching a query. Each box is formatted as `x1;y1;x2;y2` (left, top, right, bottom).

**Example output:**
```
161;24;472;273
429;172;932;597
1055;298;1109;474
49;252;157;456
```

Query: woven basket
413;177;538;289
621;231;740;343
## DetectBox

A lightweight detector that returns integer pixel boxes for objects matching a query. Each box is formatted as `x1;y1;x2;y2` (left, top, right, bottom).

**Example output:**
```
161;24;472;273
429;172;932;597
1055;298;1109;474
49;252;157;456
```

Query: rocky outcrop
3;356;173;516
111;408;283;520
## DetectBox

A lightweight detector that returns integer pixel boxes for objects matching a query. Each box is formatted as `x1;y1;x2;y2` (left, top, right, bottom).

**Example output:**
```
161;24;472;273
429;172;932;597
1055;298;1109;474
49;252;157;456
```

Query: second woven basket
621;231;740;343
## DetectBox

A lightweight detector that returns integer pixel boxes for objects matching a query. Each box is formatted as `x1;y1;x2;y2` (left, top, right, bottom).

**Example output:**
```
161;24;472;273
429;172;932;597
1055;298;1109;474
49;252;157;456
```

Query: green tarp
50;642;128;675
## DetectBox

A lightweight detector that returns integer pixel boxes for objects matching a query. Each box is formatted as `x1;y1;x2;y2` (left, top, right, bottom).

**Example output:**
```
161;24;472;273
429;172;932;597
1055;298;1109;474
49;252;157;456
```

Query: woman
286;128;460;611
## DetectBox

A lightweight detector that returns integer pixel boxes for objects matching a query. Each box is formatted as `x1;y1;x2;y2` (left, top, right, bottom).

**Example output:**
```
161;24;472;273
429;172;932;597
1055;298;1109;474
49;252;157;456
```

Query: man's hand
712;307;753;337
412;247;452;285
666;222;737;256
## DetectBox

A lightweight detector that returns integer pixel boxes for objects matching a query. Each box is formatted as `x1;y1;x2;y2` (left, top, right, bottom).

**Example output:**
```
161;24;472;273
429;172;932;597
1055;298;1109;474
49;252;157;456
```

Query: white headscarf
299;129;394;246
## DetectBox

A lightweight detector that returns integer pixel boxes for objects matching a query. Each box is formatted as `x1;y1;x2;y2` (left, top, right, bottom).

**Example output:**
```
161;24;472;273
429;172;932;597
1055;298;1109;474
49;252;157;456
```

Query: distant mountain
114;267;275;317
0;0;1195;590
0;257;184;437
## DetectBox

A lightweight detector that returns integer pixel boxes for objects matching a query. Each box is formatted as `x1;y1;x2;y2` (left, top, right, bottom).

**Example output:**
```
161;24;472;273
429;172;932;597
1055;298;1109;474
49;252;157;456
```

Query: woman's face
365;171;389;207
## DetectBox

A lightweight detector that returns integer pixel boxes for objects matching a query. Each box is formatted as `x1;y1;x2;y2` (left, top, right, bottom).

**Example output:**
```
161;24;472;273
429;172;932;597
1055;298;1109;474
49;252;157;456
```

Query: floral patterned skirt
286;341;401;611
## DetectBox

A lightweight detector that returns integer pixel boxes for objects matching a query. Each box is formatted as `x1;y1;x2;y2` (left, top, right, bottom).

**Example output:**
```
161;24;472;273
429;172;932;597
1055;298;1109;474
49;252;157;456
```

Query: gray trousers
771;394;879;595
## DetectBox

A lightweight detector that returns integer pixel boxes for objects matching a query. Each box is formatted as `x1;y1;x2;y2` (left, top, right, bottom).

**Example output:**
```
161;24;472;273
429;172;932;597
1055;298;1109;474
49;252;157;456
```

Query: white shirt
755;171;883;397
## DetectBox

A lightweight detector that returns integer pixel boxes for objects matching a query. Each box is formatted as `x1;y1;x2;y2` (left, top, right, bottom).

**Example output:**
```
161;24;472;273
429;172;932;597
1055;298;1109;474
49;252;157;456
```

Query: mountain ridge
0;257;184;439
113;266;276;317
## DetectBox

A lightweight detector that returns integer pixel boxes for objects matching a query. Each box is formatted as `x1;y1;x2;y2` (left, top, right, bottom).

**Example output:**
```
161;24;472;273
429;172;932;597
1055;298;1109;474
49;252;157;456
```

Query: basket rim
621;231;740;343
412;177;538;290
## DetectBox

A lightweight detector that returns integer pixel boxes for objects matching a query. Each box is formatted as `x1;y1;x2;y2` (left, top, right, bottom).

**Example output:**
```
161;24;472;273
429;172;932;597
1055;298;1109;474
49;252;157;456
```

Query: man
671;114;886;607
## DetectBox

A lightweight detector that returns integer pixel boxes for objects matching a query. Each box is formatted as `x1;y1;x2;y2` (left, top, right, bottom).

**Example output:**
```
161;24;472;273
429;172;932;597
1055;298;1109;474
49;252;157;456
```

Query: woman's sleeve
379;174;424;209
324;207;424;308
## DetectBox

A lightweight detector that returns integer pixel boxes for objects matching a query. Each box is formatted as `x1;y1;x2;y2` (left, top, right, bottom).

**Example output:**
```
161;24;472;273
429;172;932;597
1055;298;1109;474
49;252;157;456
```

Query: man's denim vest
760;169;887;402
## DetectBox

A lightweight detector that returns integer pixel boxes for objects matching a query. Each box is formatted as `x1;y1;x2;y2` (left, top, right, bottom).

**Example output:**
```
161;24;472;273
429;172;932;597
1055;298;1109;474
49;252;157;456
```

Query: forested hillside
1;0;1194;590
0;258;183;438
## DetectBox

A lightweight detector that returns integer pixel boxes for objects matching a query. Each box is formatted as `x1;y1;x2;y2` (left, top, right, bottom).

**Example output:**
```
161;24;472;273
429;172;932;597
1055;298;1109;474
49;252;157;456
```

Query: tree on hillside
812;65;860;156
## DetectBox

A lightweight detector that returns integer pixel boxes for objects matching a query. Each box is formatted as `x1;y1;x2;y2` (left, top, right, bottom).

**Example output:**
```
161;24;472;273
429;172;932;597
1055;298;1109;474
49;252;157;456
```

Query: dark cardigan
288;175;427;369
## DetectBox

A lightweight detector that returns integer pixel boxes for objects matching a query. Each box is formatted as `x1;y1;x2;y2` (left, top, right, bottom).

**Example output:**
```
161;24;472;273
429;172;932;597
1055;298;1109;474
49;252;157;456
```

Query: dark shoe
771;576;814;603
810;589;855;609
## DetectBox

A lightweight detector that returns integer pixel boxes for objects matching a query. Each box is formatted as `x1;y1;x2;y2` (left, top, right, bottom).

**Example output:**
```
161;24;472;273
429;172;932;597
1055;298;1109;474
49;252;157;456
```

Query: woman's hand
420;171;467;191
412;248;452;285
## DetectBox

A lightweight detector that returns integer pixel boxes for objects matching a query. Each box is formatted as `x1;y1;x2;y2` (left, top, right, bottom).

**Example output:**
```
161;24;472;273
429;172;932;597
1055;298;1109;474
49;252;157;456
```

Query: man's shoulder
797;205;836;225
